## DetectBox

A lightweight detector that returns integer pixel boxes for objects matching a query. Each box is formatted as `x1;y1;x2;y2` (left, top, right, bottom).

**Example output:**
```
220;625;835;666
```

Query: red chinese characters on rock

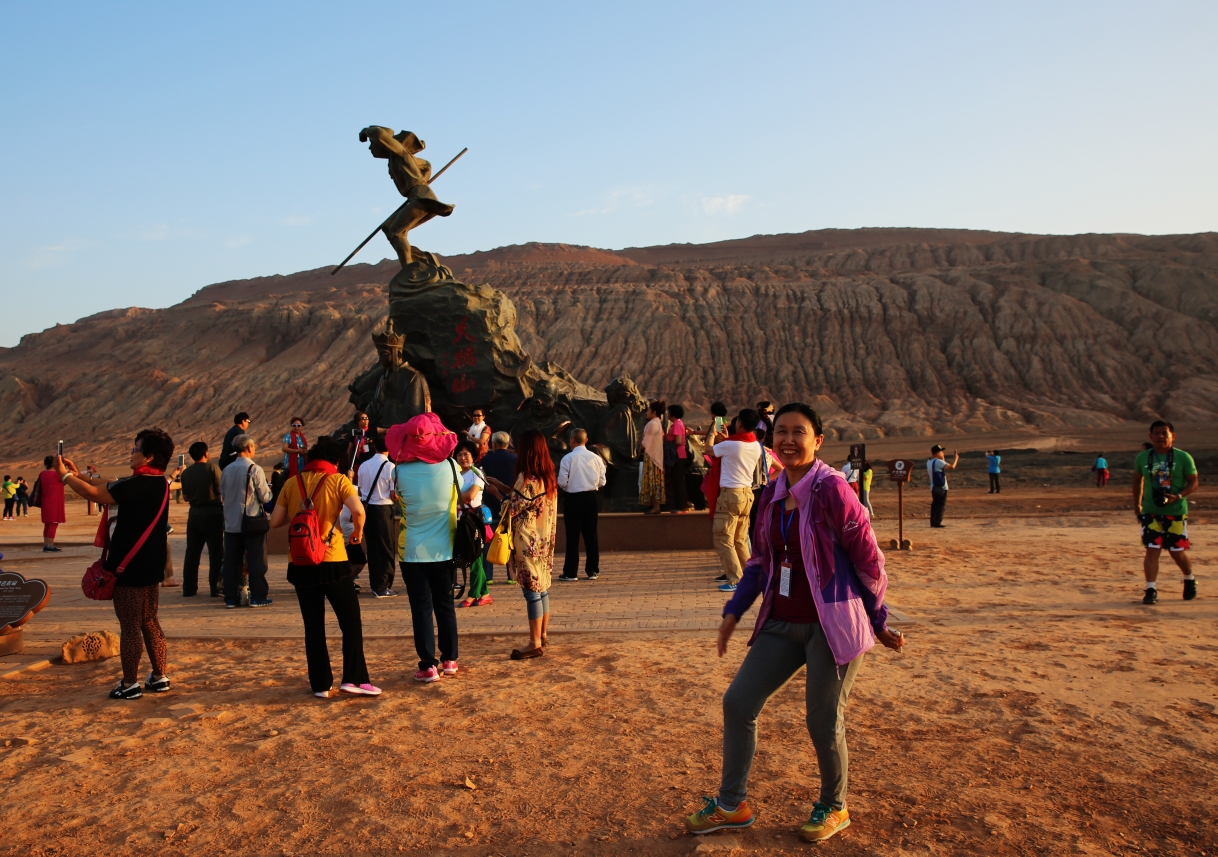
452;317;476;345
440;317;479;398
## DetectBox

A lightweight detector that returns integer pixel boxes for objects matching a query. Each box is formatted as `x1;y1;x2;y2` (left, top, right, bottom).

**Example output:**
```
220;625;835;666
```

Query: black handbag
241;464;270;536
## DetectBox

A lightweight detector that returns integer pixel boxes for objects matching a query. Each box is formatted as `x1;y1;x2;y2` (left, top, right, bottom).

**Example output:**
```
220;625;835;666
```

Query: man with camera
1134;420;1198;604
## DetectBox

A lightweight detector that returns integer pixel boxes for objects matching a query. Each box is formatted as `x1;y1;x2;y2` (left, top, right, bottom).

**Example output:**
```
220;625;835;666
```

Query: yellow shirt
276;469;358;563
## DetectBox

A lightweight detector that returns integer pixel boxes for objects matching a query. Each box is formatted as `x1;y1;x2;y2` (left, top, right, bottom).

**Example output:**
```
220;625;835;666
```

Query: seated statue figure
348;320;431;432
511;379;575;466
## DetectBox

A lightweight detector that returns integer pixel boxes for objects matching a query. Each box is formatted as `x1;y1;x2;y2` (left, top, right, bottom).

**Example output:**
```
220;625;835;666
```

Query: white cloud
225;235;254;249
284;215;313;227
570;185;656;217
134;224;172;241
700;194;749;215
24;239;95;269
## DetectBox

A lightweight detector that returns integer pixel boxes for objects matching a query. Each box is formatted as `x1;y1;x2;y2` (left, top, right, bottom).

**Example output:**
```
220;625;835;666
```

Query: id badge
779;563;792;597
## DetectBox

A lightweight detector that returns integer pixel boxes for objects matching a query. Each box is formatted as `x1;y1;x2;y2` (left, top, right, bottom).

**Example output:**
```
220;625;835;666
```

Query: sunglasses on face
291;423;303;428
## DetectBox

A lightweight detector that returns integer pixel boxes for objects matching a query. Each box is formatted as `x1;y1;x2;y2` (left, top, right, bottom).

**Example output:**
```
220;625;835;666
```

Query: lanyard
780;506;797;560
1150;449;1175;483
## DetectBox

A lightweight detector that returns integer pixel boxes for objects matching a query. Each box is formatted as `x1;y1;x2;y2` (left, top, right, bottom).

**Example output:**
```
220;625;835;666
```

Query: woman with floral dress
501;429;558;660
639;400;667;514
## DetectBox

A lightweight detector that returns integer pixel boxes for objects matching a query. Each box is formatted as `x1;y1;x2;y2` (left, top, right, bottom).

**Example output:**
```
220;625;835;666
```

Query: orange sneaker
798;802;849;842
685;797;755;834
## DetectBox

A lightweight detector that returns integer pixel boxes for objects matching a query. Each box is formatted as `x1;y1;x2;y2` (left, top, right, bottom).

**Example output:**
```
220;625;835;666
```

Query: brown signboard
0;571;51;635
887;458;916;483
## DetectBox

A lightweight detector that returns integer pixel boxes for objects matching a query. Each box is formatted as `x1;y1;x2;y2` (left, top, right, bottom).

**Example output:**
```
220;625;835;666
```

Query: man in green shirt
1133;420;1199;604
180;441;225;598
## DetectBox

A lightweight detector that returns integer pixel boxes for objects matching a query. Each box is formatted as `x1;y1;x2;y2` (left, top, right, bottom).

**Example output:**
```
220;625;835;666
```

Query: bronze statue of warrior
359;126;455;267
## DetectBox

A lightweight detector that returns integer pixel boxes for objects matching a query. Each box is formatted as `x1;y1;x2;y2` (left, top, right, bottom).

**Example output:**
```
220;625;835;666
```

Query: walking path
2;505;912;658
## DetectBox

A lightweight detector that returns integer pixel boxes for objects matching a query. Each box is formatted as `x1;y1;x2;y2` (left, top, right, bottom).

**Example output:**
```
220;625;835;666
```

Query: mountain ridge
2;227;1216;465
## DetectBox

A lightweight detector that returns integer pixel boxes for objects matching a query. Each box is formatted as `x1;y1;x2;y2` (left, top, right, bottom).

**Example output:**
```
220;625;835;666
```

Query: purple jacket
723;458;888;666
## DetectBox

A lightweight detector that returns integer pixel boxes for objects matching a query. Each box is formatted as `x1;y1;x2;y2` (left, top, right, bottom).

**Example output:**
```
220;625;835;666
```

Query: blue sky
1;1;1215;347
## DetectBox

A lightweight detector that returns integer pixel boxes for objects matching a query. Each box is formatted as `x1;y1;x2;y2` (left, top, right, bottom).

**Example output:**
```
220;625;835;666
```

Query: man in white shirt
926;444;959;529
709;409;764;591
357;434;398;596
557;428;607;580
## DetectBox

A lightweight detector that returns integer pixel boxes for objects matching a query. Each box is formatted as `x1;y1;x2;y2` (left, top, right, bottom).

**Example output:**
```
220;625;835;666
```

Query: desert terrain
2;227;1217;467
1;434;1215;857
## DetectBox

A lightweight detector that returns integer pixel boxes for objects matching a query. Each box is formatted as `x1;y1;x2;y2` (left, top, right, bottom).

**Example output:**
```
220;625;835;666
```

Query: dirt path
1;487;1215;856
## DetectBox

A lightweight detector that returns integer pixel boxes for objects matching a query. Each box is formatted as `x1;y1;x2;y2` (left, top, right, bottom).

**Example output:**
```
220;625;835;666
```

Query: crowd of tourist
24;399;1203;845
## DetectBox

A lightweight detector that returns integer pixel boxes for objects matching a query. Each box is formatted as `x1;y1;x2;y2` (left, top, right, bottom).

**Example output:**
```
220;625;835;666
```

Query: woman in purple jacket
686;403;906;843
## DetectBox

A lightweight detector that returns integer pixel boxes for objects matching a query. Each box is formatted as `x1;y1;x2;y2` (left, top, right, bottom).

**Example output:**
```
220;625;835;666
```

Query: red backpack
288;472;338;566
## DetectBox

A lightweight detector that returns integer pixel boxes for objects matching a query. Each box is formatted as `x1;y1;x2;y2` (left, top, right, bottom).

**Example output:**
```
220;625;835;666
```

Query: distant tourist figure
840;460;860;497
640;401;666;514
986;449;1002;494
755;401;775;447
467;409;491;460
479;431;517;582
57;428;176;700
282;417;308;477
219;412;251;470
706;409;763;592
1134;420;1199;605
357;433;398;598
37;457;65;552
502;429;558;660
479;432;515;576
665;403;693;513
1093;452;1109;487
271;436;379;698
455;439;497;606
388;413;461;683
557;428;606;581
345;411;374;479
219;434;273;608
179;441;225;598
2;475;16;519
14;477;30;517
270;461;287;506
685;403;904;843
859;462;875;519
926;445;958;528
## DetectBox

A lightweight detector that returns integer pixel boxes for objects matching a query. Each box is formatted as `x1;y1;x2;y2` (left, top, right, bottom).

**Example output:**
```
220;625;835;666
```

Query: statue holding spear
332;127;466;274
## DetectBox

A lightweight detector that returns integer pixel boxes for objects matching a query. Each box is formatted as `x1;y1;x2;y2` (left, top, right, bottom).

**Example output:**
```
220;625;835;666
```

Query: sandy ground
1;483;1216;856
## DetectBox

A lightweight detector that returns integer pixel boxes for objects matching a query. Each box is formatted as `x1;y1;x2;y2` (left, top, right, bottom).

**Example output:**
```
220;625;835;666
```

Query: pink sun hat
386;413;457;464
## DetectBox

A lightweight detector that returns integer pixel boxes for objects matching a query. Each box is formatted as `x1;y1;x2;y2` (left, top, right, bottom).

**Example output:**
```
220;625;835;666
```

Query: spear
331;146;468;275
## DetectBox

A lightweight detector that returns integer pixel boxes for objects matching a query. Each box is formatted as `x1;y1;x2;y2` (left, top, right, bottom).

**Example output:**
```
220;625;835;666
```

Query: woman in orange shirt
270;436;379;698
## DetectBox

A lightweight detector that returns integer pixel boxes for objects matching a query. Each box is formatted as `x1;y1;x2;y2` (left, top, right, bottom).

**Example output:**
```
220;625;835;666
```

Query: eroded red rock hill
3;228;1217;463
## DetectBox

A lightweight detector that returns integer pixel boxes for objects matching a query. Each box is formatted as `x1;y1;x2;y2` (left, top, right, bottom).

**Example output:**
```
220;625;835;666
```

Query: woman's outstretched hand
717;615;738;657
55;456;79;478
876;627;905;651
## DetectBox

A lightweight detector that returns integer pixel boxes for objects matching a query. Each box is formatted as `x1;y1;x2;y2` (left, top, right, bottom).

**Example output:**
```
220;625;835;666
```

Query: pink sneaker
475;595;493;606
441;660;458;676
339;682;382;696
414;666;441;683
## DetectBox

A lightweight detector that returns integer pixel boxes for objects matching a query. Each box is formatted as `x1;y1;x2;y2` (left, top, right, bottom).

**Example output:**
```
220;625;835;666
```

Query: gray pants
720;619;863;810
